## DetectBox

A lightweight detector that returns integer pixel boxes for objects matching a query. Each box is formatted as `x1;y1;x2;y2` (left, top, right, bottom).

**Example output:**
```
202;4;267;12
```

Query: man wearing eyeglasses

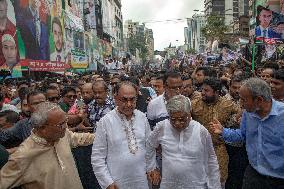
147;71;183;129
58;86;85;128
0;102;95;189
146;95;221;189
0;90;46;150
59;86;77;113
146;71;183;188
91;82;159;189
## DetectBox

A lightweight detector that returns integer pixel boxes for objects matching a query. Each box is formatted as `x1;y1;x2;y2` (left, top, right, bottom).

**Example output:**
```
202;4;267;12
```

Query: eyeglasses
170;117;188;124
65;95;77;99
47;96;60;102
55;119;68;129
118;97;137;103
30;100;46;106
182;85;193;89
167;85;182;92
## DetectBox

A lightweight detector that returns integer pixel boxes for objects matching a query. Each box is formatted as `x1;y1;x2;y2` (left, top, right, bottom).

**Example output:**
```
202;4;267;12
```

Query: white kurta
146;119;221;189
91;109;154;189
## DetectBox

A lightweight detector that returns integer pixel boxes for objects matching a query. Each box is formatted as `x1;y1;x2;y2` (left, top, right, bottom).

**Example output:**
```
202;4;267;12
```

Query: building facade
204;0;249;34
113;0;124;55
184;14;206;53
123;20;155;61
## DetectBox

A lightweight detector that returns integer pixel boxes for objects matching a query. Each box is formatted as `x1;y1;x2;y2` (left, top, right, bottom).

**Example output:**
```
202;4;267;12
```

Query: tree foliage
128;34;148;62
201;14;230;41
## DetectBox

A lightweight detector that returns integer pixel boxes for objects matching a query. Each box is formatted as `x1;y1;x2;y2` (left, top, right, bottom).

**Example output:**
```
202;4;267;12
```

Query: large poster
0;0;22;78
14;0;50;61
13;0;69;71
71;31;88;68
85;1;96;29
255;5;284;44
49;0;67;68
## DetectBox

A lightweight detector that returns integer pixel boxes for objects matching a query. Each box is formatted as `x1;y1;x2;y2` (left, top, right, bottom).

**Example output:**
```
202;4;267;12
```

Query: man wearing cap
1;33;18;70
0;0;17;66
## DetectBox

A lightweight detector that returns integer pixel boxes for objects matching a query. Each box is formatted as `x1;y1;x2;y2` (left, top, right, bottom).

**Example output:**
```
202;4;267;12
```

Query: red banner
20;60;70;71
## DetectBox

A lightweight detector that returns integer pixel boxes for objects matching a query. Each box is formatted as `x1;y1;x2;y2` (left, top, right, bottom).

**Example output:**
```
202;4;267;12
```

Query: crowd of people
0;57;283;189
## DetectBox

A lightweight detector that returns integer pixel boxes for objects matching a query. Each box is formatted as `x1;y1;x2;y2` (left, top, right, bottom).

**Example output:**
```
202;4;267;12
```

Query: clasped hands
147;169;161;185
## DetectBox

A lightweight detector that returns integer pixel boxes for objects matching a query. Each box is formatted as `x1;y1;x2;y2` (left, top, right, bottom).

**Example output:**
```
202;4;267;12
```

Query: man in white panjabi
91;82;159;189
0;102;95;189
146;95;221;189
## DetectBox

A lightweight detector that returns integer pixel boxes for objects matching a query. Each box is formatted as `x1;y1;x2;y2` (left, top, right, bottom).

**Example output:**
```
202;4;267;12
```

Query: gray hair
30;102;61;129
166;95;191;114
243;77;272;101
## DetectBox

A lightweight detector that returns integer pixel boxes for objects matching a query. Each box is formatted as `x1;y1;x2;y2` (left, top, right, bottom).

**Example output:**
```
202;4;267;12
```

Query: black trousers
225;144;248;189
72;145;101;189
242;164;284;189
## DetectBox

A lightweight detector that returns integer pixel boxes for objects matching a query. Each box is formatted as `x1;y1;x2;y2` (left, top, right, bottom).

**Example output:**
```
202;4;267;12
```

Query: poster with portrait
83;1;96;29
255;5;284;44
71;31;87;68
65;28;73;66
14;0;51;64
49;12;67;64
0;0;22;78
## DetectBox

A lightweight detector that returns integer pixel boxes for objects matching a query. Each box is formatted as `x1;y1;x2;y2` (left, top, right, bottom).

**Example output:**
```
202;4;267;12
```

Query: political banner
255;5;284;44
0;0;22;78
49;4;68;69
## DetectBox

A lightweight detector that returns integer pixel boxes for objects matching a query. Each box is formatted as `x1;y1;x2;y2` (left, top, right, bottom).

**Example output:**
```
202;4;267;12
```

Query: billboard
0;0;22;78
255;5;284;44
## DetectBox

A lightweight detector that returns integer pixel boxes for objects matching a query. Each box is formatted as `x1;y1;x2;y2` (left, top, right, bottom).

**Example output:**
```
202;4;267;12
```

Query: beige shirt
0;129;94;189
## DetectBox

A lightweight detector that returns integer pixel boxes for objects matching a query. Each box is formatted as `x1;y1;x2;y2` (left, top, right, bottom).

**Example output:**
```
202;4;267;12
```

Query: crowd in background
0;55;283;189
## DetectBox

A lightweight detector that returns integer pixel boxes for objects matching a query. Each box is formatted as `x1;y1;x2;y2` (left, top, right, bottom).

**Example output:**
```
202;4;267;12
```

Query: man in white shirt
104;59;112;70
110;58;123;70
91;81;158;189
146;95;221;189
147;72;182;129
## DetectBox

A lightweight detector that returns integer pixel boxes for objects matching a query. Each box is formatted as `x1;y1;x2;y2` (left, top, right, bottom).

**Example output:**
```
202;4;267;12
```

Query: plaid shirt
87;96;115;132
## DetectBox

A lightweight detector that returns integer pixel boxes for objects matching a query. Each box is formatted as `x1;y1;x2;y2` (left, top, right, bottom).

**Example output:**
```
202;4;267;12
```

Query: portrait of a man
50;17;65;63
255;6;281;39
15;0;49;60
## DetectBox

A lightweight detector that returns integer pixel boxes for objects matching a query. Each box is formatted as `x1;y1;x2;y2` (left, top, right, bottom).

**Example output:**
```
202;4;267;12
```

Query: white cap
1;34;15;44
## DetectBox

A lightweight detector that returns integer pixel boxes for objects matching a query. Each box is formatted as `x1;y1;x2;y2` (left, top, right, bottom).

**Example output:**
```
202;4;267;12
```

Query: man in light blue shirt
210;78;284;189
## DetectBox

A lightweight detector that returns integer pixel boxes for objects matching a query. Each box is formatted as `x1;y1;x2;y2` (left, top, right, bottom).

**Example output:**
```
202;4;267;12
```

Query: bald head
82;83;94;104
82;83;93;90
93;81;108;106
